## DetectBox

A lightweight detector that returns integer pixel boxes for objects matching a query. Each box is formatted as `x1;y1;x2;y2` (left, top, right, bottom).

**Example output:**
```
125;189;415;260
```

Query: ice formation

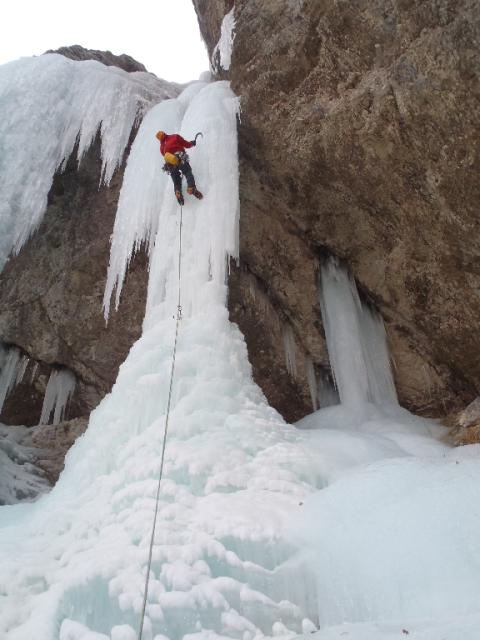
305;360;338;412
39;369;76;426
0;345;29;414
0;56;479;640
212;7;236;72
0;54;177;271
282;325;298;379
319;260;397;408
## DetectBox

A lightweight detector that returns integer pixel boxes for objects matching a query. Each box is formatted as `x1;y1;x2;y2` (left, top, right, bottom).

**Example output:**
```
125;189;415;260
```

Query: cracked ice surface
0;54;177;270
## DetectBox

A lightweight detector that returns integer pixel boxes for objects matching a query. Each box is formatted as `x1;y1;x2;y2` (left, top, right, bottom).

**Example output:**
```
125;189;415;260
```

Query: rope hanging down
138;205;184;640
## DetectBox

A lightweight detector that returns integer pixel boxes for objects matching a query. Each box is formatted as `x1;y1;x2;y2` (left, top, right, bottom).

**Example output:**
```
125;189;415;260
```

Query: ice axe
194;132;203;144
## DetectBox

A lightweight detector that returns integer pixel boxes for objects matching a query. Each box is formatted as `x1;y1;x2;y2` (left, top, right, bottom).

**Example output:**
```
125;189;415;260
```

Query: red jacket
160;134;193;156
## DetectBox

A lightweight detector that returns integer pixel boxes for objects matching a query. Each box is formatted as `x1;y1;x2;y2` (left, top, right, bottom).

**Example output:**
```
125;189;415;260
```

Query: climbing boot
187;186;203;200
175;191;184;206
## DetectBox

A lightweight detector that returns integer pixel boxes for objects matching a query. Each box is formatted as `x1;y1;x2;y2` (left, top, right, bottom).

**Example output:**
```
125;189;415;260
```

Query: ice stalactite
305;358;339;411
319;258;397;409
283;324;298;378
39;368;76;425
0;345;29;415
0;54;177;271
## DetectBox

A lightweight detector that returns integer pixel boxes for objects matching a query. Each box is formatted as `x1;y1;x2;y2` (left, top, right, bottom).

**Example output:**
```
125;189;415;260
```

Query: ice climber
156;130;204;206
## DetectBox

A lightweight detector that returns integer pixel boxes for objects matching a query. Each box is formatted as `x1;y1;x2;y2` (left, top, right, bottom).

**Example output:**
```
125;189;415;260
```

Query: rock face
451;397;480;445
45;45;148;73
196;0;480;421
0;133;149;426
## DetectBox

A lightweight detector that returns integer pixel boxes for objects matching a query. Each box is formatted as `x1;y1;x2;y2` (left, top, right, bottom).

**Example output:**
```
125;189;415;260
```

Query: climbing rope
138;205;183;640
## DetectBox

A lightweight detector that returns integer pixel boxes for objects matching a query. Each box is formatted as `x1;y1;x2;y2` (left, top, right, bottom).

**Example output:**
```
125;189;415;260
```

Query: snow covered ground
0;57;479;640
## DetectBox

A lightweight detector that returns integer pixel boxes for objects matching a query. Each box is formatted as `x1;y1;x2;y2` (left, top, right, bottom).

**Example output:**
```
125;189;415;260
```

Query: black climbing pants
169;161;196;194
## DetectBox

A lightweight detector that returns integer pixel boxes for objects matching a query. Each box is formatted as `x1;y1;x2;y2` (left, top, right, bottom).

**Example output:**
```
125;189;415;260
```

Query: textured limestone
450;397;480;446
197;0;480;421
44;45;148;73
0;134;149;426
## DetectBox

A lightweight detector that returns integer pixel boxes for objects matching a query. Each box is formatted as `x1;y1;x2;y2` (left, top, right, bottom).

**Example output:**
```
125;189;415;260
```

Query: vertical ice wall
0;54;177;271
319;259;397;408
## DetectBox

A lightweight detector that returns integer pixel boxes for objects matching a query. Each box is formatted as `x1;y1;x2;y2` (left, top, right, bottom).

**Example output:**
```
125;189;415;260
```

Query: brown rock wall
197;0;480;420
0;134;148;425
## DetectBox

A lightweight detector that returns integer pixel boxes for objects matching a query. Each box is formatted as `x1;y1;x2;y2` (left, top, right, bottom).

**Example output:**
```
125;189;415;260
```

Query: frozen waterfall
0;57;479;640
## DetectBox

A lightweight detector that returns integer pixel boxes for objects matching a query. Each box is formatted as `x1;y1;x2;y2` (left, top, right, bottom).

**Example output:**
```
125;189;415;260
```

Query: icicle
306;358;319;410
15;355;29;386
283;324;298;378
30;362;39;384
39;368;76;425
0;55;178;272
0;346;29;414
319;258;397;408
358;303;398;405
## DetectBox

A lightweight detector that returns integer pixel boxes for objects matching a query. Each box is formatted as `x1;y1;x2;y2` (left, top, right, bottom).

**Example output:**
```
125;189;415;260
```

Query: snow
296;450;480;627
39;368;76;425
299;612;480;640
212;8;236;72
0;57;479;640
0;54;177;271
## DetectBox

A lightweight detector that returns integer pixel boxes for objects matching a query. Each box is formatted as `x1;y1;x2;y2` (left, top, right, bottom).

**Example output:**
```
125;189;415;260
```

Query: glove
190;140;196;146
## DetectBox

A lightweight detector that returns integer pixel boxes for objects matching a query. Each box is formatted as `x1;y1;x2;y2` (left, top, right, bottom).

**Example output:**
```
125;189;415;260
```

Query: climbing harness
137;205;184;640
162;151;188;173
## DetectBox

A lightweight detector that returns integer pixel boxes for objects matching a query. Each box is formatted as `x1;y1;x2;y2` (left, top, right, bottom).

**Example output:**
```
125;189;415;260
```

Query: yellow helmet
156;130;166;141
164;152;179;166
